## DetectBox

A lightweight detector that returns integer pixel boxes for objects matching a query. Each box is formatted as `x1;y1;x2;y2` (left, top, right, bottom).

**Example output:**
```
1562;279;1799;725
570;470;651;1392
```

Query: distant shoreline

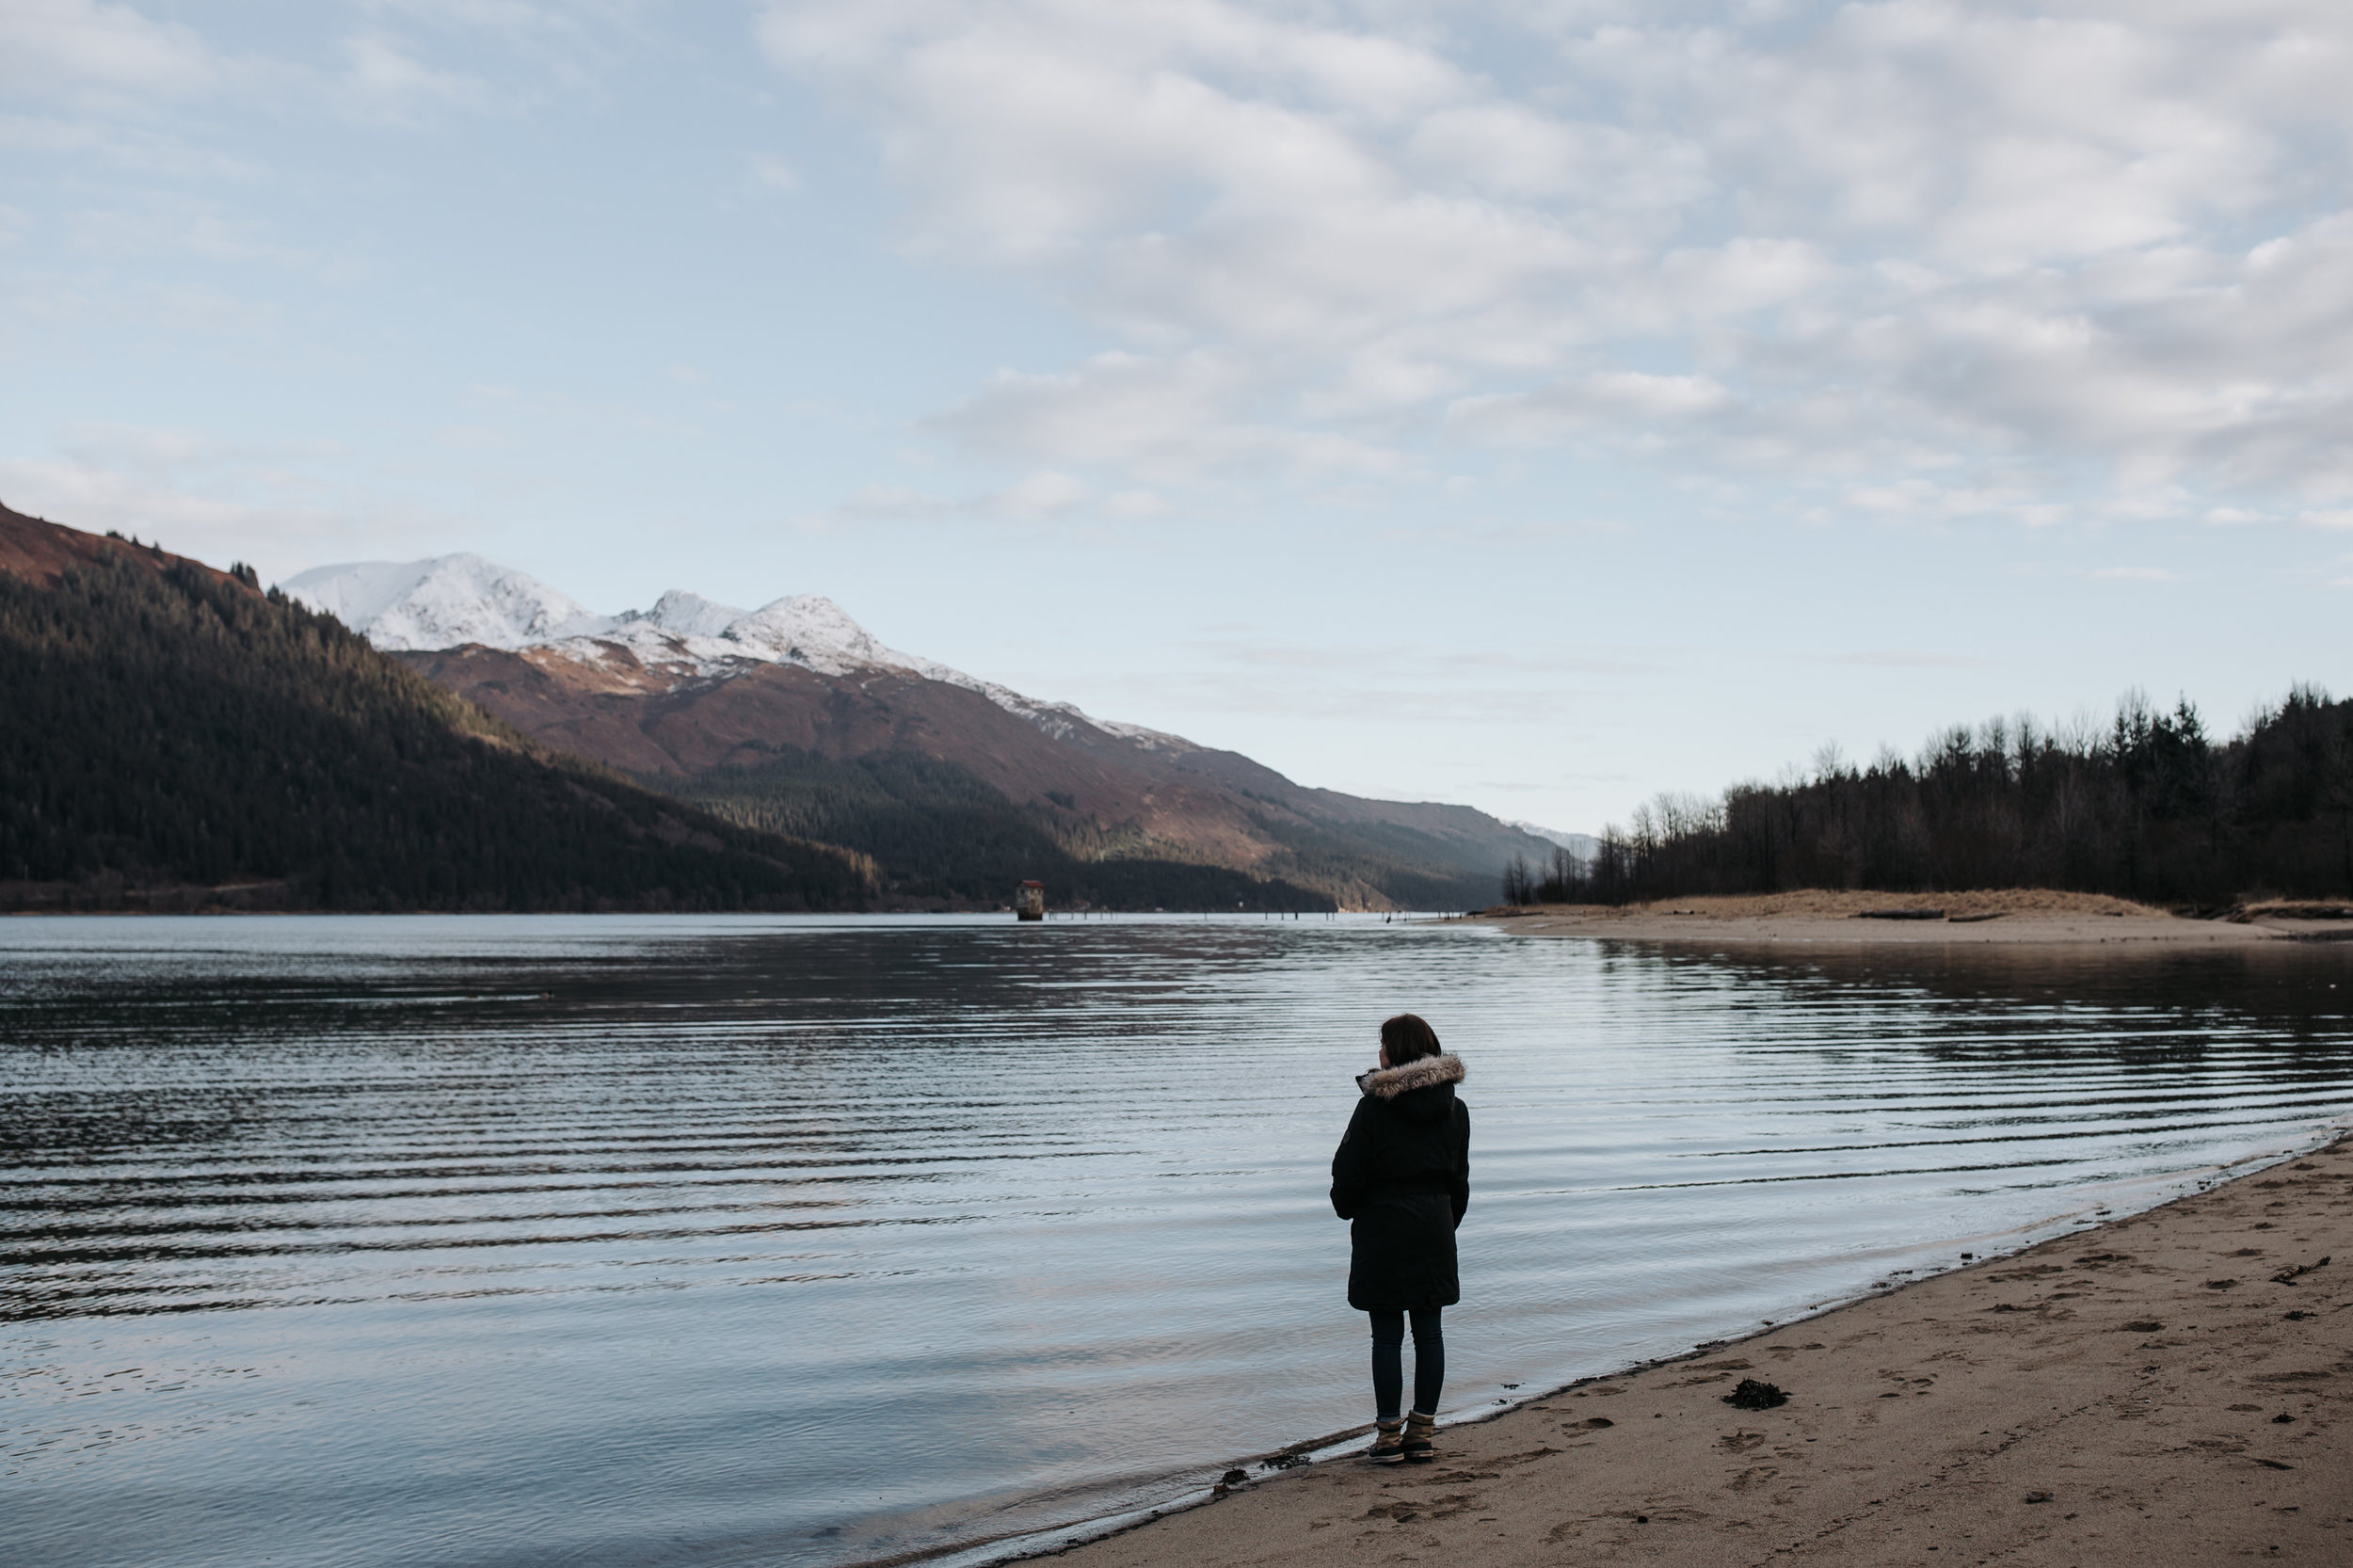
1470;888;2353;948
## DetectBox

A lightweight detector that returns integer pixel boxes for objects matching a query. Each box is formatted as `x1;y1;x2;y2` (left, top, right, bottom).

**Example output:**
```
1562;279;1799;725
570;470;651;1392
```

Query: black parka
1329;1052;1470;1312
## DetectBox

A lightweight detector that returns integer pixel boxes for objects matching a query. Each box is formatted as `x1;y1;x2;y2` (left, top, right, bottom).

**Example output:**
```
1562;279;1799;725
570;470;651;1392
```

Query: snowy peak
714;593;908;675
282;556;904;677
278;552;1176;752
639;590;745;639
558;591;928;681
284;554;612;653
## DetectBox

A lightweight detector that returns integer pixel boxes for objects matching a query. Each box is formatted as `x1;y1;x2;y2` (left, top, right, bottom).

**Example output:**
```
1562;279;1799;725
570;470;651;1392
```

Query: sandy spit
1044;1134;2353;1568
1468;889;2353;949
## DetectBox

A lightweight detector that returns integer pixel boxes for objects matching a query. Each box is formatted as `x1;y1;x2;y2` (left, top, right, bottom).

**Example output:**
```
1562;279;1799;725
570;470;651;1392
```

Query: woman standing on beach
1330;1014;1469;1464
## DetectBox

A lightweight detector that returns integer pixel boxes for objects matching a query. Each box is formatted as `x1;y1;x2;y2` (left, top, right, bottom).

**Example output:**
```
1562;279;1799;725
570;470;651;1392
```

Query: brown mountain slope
395;642;1278;864
392;637;1547;908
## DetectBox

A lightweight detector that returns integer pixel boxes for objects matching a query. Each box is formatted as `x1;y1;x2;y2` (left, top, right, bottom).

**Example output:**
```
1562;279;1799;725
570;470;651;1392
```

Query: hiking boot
1401;1410;1436;1463
1365;1417;1405;1464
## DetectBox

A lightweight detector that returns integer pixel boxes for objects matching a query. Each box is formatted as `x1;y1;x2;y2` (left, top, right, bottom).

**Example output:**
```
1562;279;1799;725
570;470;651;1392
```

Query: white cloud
337;32;493;120
759;0;2353;518
929;350;1402;482
814;482;952;524
1449;371;1735;446
0;112;263;179
987;470;1091;518
65;195;314;266
0;0;219;101
1104;488;1172;519
359;0;598;35
749;152;799;192
0;1;619;139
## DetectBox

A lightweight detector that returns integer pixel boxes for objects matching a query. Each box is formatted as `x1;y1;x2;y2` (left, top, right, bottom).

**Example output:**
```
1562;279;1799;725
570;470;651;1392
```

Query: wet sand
1049;1133;2353;1568
1472;890;2353;950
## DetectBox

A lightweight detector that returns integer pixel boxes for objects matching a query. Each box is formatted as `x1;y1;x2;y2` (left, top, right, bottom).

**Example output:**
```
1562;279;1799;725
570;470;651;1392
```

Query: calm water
4;915;2351;1568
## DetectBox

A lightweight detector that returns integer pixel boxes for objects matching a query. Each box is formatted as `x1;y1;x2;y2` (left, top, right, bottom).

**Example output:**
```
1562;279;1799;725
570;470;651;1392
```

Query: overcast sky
5;1;2349;832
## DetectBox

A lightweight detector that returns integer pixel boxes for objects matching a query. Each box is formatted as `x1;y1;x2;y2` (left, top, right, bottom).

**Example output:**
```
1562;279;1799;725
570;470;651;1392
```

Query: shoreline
1006;1124;2353;1568
1470;890;2353;949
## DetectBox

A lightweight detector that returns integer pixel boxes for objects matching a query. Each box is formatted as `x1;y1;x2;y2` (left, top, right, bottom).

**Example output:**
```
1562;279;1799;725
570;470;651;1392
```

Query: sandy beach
1049;1130;2353;1568
1470;890;2353;950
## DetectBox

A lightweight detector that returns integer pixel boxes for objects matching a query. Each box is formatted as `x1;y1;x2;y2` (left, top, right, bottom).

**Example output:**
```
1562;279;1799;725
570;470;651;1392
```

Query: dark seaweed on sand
1722;1378;1789;1410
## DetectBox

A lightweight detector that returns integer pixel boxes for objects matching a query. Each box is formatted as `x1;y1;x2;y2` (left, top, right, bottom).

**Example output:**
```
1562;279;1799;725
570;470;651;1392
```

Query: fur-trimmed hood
1355;1052;1466;1100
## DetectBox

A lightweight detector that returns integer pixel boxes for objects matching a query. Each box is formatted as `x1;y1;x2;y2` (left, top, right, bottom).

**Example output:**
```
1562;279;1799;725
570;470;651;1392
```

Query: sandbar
1469;889;2353;949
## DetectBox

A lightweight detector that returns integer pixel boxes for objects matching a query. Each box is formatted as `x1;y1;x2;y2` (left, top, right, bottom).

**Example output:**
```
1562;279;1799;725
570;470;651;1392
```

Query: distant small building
1015;880;1046;921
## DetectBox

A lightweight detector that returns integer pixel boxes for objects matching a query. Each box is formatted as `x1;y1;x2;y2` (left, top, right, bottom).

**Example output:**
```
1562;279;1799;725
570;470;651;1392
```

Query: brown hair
1379;1013;1441;1064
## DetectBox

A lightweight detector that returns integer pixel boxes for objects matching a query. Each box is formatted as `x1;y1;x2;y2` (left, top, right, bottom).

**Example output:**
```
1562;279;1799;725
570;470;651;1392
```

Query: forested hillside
1507;689;2353;908
0;512;866;912
668;750;1497;913
666;747;1343;911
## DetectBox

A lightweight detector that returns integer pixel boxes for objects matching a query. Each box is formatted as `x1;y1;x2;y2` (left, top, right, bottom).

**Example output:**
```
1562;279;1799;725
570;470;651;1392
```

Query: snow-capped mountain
281;553;1180;749
281;555;612;653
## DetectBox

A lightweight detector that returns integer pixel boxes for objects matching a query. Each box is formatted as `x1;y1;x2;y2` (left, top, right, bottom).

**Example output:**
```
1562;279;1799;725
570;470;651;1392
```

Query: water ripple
3;915;2349;1568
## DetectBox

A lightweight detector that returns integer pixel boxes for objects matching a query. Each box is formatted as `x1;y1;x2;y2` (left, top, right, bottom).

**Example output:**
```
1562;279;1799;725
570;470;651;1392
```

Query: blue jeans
1369;1306;1443;1420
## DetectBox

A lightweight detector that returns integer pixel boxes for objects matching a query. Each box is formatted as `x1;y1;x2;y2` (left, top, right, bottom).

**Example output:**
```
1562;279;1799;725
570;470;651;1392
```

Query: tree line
1504;686;2353;907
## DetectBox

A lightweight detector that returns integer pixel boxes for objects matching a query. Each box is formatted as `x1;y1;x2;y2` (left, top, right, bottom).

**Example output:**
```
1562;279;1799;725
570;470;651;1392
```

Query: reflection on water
3;916;2349;1568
